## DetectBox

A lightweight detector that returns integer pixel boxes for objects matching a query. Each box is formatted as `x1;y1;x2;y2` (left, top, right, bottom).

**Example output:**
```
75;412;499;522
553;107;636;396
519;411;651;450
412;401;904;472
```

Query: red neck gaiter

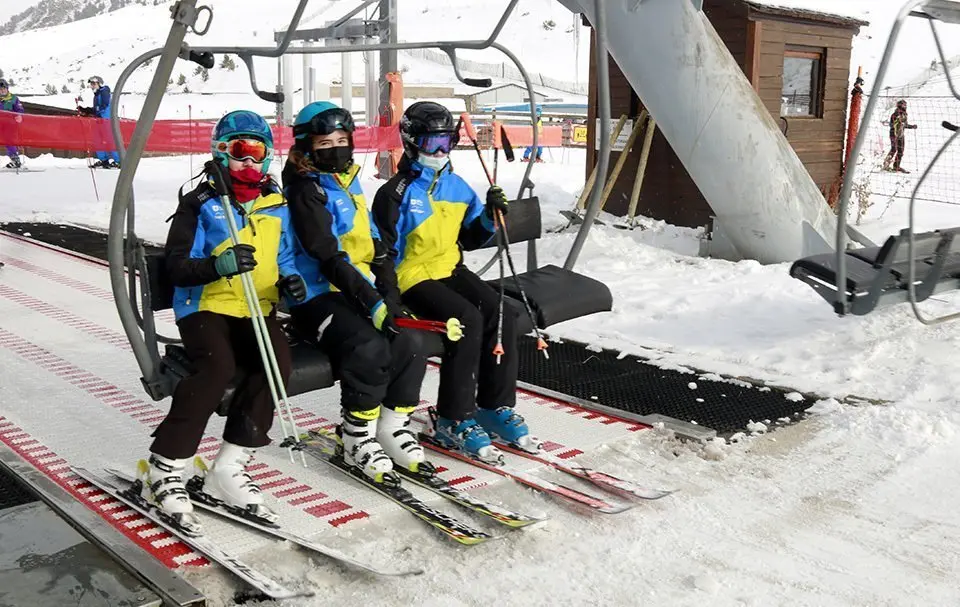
229;167;268;204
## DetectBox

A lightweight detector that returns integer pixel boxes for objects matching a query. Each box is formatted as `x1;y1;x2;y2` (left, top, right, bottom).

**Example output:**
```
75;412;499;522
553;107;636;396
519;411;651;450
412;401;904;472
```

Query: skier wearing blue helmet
280;101;428;484
143;109;306;535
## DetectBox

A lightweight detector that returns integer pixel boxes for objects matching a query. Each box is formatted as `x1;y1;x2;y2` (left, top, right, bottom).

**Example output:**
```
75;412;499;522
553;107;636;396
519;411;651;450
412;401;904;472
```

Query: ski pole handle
395;317;464;341
944;121;958;132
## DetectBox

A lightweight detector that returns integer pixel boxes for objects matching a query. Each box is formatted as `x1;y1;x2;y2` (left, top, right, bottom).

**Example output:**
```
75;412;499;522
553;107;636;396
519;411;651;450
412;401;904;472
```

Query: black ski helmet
399;101;459;160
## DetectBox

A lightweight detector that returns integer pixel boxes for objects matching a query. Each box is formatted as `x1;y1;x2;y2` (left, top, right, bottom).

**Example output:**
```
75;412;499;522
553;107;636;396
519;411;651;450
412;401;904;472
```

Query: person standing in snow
0;78;25;169
372;101;538;464
143;110;305;535
883;98;917;173
522;105;545;163
78;76;121;168
281;101;429;483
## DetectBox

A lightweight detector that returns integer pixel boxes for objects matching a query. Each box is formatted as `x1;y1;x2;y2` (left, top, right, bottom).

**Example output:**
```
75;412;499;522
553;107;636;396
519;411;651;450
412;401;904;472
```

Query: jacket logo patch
409;198;426;214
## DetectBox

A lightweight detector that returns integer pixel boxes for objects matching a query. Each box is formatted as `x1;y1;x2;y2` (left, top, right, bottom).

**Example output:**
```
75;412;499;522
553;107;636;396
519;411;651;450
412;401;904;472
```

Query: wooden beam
745;19;762;92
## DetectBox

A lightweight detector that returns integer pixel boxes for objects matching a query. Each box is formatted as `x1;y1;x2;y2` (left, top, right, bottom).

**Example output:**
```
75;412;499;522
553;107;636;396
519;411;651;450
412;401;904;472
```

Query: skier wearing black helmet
372;101;536;464
883;98;917;173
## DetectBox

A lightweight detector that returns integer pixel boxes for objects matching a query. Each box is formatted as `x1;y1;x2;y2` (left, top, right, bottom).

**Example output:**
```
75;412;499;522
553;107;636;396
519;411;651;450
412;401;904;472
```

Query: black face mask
311;145;354;173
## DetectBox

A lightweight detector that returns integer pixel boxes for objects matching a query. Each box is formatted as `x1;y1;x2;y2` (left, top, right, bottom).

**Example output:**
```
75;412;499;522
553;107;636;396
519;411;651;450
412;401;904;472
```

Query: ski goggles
293;108;355;138
414;132;458;155
215;138;271;163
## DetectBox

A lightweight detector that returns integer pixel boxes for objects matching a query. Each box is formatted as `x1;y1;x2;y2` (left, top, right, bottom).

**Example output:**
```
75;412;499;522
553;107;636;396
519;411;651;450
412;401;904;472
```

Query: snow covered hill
0;0;588;106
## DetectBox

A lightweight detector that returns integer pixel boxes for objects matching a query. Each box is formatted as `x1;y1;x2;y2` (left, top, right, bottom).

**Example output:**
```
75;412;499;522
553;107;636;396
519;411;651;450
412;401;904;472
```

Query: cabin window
781;47;824;118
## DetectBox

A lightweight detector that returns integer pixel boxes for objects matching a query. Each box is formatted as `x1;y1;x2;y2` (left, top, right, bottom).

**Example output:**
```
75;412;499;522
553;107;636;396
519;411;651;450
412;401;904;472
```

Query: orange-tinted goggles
216;138;270;163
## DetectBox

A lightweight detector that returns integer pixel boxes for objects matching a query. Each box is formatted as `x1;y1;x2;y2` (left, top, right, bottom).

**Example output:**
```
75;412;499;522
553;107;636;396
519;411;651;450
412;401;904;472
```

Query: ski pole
395;317;464;341
204;161;307;466
944;121;958;132
460;113;549;358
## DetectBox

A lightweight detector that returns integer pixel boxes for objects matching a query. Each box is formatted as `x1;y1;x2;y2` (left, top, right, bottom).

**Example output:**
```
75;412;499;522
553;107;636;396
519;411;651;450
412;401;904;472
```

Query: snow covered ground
3;1;960;606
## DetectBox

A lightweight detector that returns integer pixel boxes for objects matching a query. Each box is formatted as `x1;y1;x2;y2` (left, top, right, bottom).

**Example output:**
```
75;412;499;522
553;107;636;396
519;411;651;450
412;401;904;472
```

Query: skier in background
0;78;25;169
883;98;917;173
77;75;121;168
282;101;429;483
522;105;544;163
144;110;304;535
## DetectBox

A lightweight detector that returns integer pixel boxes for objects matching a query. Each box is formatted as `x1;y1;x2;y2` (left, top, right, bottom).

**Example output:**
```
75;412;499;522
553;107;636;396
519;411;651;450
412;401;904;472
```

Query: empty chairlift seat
789;226;960;315
469;197;614;329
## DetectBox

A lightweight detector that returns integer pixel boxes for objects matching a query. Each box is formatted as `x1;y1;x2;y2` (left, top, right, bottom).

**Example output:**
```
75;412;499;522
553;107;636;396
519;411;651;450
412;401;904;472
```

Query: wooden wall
755;17;856;189
583;0;859;228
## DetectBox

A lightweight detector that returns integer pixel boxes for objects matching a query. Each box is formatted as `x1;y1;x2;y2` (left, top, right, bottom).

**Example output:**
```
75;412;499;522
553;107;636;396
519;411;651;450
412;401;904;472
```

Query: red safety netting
0;110;562;153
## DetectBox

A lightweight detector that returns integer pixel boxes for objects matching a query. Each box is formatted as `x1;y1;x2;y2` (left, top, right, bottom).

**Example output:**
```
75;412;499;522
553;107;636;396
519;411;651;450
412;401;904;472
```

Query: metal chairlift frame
105;0;613;400
834;0;960;324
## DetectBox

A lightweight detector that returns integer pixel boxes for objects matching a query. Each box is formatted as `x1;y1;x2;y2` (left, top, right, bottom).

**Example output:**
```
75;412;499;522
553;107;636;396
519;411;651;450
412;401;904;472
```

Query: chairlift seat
469;196;614;328
789;227;960;316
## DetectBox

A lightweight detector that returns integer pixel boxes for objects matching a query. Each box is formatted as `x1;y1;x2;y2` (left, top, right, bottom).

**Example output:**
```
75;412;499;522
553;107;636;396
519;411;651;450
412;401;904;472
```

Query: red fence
0;110;565;154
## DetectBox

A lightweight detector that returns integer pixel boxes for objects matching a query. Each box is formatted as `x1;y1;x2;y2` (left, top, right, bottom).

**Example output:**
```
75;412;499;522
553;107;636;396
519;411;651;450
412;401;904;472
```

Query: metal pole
341;39;353;113
302;41;312;107
365;47;378;127
563;0;611;271
108;1;196;383
378;0;398;178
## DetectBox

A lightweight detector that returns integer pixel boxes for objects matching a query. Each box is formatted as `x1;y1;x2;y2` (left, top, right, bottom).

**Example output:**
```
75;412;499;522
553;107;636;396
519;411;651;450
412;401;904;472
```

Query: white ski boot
203;441;279;525
341;409;395;483
139;454;203;536
377;406;427;473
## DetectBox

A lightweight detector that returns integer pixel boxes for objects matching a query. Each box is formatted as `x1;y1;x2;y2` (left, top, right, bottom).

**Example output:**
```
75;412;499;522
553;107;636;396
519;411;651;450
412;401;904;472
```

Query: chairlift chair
789;0;960;324
105;0;615;404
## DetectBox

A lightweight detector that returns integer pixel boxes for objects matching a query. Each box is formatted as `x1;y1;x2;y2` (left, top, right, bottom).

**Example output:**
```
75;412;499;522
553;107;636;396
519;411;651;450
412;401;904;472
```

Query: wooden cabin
583;0;868;228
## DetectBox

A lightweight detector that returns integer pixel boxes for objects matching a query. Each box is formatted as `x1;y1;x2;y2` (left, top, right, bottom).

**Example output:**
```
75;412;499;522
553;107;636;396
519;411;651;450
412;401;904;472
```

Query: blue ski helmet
211;110;275;173
293;101;355;143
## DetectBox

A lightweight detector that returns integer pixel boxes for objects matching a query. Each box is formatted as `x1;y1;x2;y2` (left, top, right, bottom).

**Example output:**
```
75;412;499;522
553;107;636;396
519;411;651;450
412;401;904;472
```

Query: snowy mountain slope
0;0;588;101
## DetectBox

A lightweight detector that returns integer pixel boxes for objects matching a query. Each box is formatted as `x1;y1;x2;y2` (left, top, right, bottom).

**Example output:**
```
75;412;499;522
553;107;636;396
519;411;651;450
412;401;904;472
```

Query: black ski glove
485;185;509;218
213;244;257;277
276;274;307;303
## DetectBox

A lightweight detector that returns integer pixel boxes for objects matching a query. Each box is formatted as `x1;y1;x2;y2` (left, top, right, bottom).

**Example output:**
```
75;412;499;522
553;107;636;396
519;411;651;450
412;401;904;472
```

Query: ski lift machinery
790;0;960;325
106;0;614;409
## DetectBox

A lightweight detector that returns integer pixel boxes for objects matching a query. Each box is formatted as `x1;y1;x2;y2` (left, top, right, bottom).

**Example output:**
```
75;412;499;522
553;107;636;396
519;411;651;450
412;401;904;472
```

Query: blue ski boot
475;406;542;453
428;409;503;464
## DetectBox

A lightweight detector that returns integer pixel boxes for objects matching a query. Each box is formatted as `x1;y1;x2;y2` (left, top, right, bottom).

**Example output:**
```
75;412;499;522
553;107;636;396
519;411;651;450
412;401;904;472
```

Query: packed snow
3;1;960;606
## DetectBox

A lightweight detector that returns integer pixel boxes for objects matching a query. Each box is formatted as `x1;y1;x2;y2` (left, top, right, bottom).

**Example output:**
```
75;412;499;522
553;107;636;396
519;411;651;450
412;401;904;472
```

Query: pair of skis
72;465;422;602
301;430;544;546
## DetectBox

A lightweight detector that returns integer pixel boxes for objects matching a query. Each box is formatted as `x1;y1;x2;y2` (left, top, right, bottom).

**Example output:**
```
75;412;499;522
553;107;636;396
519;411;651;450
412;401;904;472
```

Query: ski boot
896;167;911;174
475;406;542;453
5;156;22;169
340;408;395;483
139;454;203;536
202;442;279;525
427;408;503;464
377;406;430;474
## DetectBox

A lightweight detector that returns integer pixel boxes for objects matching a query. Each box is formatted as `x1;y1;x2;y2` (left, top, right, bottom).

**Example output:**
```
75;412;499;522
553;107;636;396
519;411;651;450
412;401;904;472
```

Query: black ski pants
886;134;906;169
150;311;292;459
290;292;426;414
402;266;517;420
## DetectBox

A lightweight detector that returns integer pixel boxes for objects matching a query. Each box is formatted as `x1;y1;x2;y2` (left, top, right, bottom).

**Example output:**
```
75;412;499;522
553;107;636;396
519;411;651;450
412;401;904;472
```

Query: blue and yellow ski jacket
372;156;494;294
164;181;298;321
282;161;391;313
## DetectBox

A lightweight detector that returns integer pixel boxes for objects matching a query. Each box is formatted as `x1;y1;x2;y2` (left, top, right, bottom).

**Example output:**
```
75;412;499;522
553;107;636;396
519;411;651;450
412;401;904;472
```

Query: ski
491;441;674;501
306;429;544;529
103;467;421;578
71;467;312;600
300;439;496;546
0;167;45;173
418;434;633;515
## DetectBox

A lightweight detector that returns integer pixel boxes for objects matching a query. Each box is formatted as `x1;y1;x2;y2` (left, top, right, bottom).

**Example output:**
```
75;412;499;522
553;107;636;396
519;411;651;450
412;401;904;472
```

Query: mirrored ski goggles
415;132;458;155
294;108;355;138
216;138;271;163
